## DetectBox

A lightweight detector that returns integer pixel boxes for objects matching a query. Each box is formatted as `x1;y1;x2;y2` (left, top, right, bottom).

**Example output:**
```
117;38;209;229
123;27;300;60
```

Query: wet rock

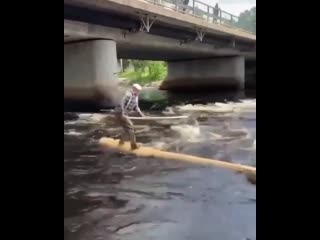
245;173;256;185
64;112;79;121
105;196;128;209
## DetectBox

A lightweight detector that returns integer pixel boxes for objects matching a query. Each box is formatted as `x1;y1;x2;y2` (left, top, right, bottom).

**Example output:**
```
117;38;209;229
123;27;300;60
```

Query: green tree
122;59;130;70
130;60;149;72
237;6;256;33
119;60;167;85
148;61;167;80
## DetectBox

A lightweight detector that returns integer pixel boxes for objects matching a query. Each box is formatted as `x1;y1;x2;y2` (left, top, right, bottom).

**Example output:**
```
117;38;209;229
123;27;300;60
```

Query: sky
200;0;256;16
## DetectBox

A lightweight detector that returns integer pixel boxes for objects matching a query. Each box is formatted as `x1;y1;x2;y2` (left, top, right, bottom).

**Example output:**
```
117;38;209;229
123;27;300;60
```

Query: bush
148;61;167;80
119;60;167;85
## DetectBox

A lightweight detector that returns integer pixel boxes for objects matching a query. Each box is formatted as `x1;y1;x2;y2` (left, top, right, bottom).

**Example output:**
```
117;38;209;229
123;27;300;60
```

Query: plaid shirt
116;90;141;115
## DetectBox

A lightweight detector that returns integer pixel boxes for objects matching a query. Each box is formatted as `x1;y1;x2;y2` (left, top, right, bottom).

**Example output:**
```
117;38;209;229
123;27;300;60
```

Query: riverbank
119;77;162;88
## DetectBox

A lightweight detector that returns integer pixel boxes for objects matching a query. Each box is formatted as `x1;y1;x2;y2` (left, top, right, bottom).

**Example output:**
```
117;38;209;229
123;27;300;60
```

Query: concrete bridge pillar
245;60;256;90
160;56;245;91
64;40;119;108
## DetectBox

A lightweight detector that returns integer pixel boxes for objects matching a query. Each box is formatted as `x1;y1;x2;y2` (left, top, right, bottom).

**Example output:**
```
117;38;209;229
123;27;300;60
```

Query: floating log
99;138;256;176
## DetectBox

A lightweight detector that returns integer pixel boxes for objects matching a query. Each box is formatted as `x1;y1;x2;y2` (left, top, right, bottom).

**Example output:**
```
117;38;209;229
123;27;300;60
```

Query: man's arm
120;91;131;114
135;96;145;117
136;106;145;117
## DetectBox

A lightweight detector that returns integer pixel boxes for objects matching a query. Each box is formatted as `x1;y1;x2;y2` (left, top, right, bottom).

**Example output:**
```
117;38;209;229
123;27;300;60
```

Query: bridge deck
64;0;256;42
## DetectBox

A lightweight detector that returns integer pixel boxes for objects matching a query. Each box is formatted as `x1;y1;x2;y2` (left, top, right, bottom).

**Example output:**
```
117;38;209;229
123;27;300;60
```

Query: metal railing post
144;0;255;34
192;0;195;14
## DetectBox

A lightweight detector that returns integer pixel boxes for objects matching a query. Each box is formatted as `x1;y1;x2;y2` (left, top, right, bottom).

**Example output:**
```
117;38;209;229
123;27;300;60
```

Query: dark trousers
115;112;136;145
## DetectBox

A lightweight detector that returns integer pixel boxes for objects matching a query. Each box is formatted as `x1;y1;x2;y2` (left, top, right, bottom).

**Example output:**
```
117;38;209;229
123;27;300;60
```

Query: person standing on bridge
182;0;189;12
213;3;220;22
114;84;144;150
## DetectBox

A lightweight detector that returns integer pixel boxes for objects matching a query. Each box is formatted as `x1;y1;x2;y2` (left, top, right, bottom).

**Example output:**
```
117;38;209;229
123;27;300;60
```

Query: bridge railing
143;0;255;35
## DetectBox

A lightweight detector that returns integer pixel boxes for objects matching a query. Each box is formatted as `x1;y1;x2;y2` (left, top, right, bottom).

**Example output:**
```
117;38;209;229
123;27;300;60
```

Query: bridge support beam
64;40;119;109
160;56;245;91
245;60;256;90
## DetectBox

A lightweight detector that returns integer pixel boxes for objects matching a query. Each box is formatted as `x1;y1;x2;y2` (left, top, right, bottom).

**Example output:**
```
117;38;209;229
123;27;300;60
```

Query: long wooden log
99;138;256;176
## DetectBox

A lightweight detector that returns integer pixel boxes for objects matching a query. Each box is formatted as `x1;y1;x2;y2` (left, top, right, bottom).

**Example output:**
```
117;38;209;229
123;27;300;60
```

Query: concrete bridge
64;0;256;107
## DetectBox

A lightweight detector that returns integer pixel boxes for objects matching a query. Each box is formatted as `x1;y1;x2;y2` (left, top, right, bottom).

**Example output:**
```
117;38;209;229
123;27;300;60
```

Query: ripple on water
64;97;256;240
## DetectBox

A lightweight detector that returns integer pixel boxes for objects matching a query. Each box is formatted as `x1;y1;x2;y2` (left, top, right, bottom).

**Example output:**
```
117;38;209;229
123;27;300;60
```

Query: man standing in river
115;84;144;150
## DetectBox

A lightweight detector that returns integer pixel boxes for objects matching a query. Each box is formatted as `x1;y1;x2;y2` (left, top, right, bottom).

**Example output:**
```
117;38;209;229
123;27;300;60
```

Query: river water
64;91;256;240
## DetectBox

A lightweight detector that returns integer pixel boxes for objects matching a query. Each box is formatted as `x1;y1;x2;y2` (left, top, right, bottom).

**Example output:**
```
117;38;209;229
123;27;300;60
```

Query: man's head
132;84;142;95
